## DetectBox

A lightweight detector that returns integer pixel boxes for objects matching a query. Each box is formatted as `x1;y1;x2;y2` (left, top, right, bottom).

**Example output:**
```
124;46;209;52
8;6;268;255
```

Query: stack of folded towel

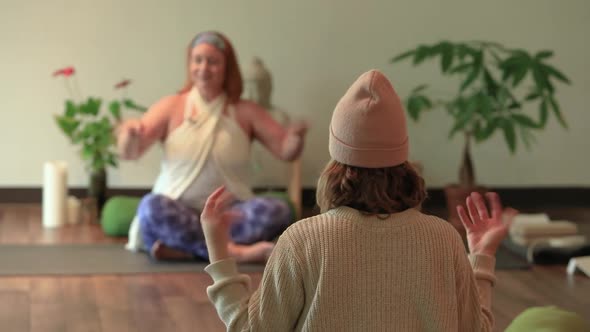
509;213;583;246
504;213;590;264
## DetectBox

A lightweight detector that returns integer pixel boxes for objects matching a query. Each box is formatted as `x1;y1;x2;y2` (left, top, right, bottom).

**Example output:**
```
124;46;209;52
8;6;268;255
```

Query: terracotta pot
444;184;487;239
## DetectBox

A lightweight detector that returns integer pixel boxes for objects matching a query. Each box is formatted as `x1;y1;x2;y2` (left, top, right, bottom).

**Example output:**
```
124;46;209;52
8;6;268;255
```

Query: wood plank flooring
0;203;588;331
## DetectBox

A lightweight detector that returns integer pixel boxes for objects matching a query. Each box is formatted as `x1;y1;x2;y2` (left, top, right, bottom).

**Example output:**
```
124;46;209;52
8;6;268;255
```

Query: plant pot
88;168;107;215
444;184;487;239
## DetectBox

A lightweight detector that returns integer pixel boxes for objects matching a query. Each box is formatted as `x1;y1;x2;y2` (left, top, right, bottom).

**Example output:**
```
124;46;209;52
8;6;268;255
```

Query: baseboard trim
0;186;588;208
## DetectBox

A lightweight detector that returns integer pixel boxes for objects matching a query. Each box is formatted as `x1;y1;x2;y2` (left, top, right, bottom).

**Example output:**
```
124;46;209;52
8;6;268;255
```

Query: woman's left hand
288;120;309;137
457;192;518;256
201;186;241;262
282;120;309;160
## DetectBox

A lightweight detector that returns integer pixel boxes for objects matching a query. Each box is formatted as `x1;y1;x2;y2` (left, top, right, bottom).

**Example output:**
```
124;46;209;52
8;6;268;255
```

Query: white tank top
177;107;253;209
151;89;254;208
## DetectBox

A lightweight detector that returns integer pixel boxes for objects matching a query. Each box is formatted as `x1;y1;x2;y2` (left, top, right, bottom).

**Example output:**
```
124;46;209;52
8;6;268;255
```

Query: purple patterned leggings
137;194;293;260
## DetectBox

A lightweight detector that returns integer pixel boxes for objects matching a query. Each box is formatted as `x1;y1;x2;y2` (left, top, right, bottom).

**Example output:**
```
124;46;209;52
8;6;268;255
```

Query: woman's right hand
456;192;518;256
116;119;144;159
201;186;242;262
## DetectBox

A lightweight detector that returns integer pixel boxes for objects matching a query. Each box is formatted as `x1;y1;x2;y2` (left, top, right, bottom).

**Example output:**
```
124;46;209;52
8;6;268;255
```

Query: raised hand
116;119;144;159
201;186;242;262
457;192;518;256
281;120;309;161
288;120;309;137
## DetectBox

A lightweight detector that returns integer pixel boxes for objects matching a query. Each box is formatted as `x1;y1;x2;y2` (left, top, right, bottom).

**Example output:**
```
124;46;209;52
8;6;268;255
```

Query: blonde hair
316;160;427;214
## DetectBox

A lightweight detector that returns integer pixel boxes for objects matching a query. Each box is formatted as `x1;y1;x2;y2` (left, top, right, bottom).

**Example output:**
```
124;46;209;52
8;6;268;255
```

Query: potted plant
390;41;570;232
53;66;146;213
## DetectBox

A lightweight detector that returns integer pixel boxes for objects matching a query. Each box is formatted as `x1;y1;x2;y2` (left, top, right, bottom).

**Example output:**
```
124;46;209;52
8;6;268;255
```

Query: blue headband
191;32;226;51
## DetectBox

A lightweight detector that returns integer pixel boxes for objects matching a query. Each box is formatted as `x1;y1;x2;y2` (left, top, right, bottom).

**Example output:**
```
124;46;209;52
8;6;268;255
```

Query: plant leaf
406;98;420;121
519;126;535;150
449;99;476;138
109;101;122;121
532;65;554;93
477;93;494;120
547;95;568;128
91;157;105;172
540;63;571;84
450;62;473;74
406;95;432;121
483;69;499;97
123;99;148;112
419;95;433;108
489;49;503;64
390;49;416;63
87;97;102;116
524;91;541;101
455;43;478;61
82;144;95;161
460;67;480;91
511;65;528;87
459;50;483;92
535;50;553;60
440;42;454;73
500;118;517;153
511;113;538;128
508;101;522;110
538;100;548;128
413;45;431;65
500;52;530;82
474;117;500;142
411;84;428;93
106;154;118;167
55;115;80;139
65;100;78;117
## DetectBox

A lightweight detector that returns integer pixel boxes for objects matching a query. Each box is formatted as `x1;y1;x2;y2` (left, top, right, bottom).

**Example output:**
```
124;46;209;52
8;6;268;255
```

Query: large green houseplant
390;41;570;230
53;66;146;212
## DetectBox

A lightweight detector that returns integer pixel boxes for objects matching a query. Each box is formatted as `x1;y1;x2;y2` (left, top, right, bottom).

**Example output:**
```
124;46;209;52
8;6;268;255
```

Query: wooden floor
0;204;588;331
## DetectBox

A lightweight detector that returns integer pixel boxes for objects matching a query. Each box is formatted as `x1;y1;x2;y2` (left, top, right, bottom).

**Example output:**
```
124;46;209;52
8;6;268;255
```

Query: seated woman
117;31;307;263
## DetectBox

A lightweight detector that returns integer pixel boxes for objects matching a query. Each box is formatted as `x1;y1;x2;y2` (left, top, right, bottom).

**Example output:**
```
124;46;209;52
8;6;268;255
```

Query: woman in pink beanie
200;69;514;331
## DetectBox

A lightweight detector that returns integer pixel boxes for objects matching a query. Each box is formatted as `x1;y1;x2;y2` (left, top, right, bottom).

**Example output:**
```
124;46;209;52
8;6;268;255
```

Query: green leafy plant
391;41;570;187
53;67;146;173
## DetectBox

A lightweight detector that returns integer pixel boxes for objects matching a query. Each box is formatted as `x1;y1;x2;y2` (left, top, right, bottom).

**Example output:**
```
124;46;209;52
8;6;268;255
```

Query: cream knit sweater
205;206;496;331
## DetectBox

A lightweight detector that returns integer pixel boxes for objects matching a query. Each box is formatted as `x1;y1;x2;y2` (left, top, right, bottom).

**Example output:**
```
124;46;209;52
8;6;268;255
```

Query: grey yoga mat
0;243;527;276
0;244;265;276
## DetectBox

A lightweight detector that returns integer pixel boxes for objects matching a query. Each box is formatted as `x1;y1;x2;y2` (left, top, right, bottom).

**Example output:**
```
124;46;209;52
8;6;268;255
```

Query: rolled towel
510;213;550;226
511;234;583;247
510;220;578;237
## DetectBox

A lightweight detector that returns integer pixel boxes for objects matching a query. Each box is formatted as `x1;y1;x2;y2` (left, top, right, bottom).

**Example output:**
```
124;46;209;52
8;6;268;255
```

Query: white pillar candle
42;161;67;228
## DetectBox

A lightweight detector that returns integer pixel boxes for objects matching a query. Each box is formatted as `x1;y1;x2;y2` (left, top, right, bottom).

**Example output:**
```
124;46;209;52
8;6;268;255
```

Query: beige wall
1;0;588;189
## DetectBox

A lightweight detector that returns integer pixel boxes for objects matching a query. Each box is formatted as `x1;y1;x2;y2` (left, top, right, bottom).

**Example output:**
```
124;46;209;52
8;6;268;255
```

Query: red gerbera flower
114;79;131;89
52;66;76;77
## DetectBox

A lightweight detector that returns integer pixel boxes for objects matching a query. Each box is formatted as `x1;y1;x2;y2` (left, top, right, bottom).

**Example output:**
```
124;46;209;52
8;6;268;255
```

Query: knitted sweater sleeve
205;232;305;331
455;247;497;332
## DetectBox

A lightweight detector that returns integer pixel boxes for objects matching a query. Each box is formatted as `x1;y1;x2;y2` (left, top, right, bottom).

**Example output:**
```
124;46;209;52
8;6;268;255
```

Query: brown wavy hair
316;160;427;214
178;31;243;103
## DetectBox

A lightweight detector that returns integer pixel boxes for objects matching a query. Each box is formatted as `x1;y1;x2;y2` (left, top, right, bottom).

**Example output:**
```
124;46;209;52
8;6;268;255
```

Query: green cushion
258;191;297;222
505;306;590;332
101;196;141;236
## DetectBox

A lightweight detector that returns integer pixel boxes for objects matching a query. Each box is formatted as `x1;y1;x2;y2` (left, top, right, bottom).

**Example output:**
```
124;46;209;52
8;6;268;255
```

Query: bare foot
150;240;193;261
228;242;275;263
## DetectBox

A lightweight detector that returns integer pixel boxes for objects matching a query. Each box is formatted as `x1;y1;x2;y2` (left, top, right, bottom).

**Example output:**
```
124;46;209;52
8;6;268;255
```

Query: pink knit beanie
329;70;409;168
